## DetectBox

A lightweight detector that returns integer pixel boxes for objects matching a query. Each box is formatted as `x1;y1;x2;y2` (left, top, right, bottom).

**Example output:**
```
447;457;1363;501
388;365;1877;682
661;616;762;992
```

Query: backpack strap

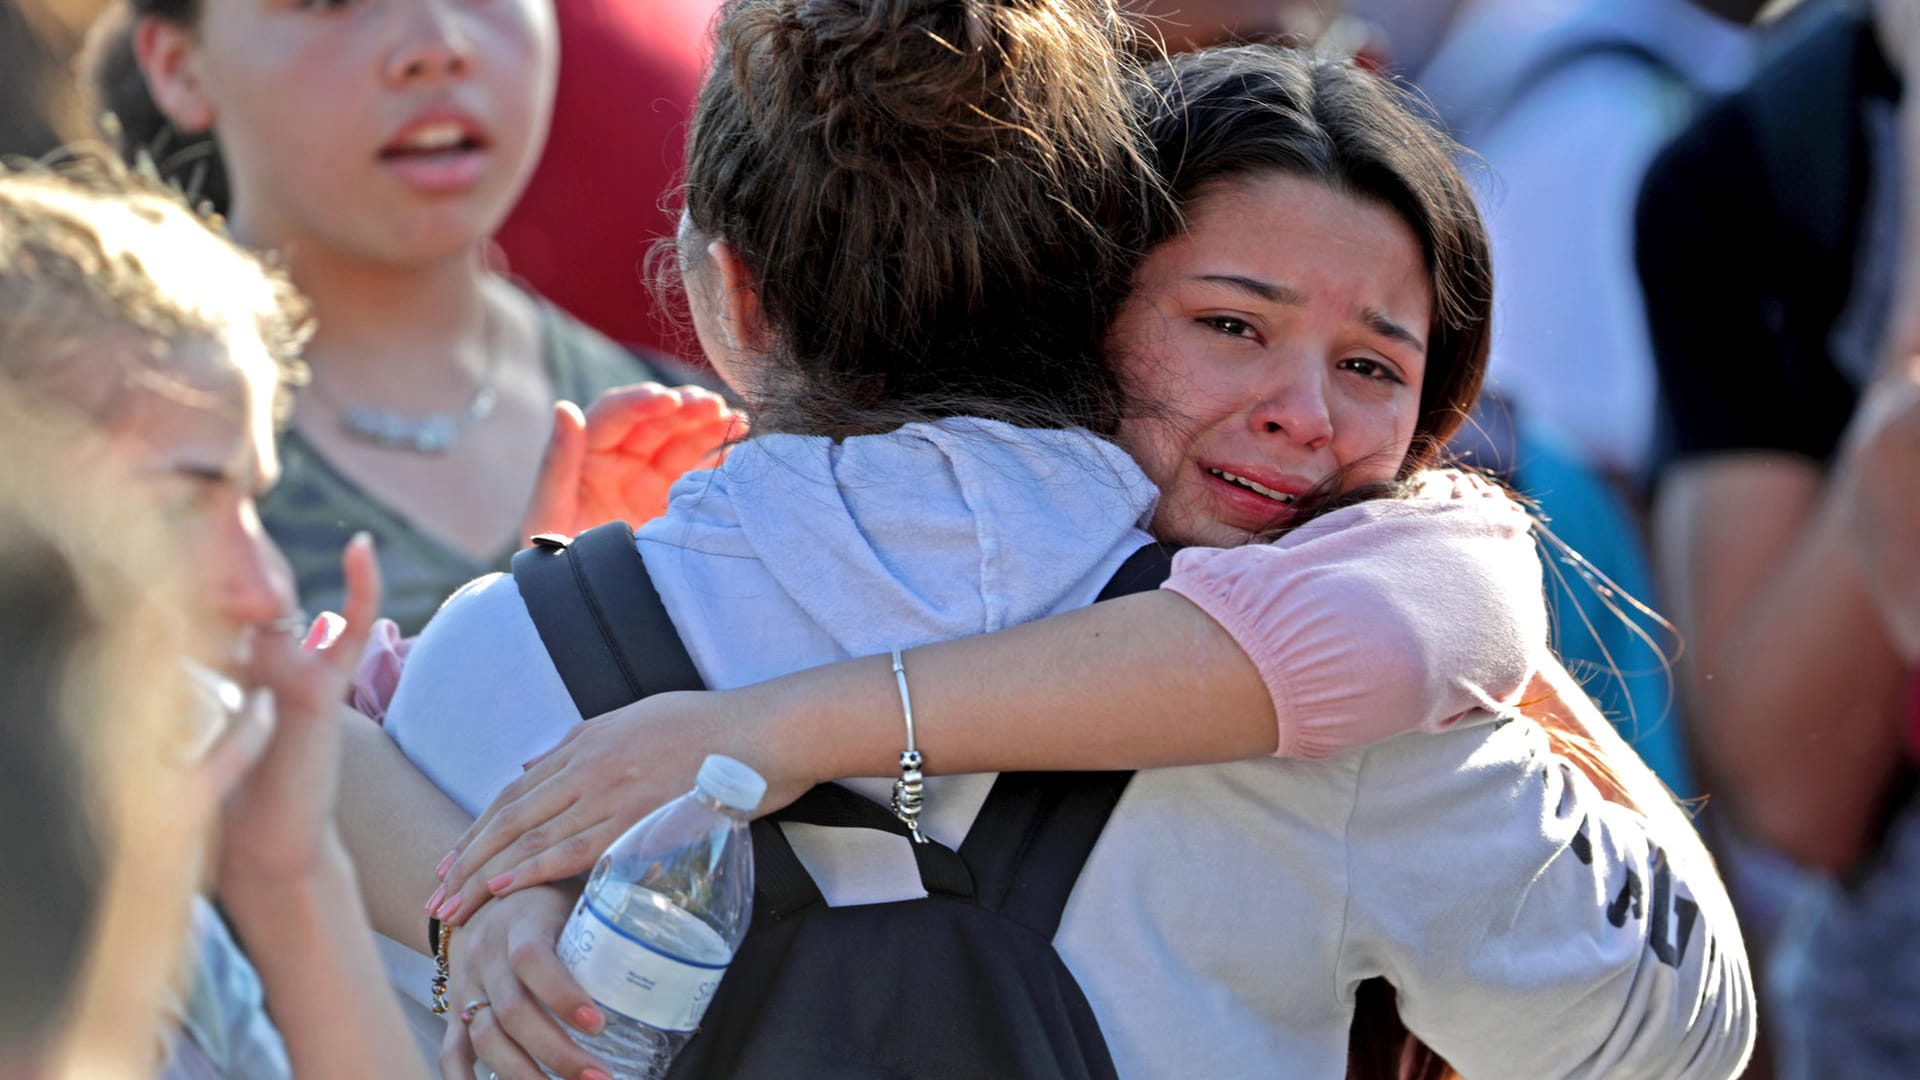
961;542;1177;938
511;522;704;719
754;784;978;921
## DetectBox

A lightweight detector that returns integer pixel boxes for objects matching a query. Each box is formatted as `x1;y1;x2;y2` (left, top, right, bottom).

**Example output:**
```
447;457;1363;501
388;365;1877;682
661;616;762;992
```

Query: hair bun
741;0;1130;170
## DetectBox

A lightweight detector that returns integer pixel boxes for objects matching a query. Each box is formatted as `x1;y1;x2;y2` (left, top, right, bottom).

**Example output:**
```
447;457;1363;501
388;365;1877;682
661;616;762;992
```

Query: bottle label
557;893;730;1033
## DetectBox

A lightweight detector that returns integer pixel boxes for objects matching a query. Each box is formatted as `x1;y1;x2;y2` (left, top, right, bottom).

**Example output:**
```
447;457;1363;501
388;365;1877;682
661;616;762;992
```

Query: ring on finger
460;999;491;1024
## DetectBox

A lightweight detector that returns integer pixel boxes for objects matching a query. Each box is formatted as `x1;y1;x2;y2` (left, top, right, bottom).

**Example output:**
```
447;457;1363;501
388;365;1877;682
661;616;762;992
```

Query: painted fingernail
425;885;445;914
435;893;462;921
574;1005;605;1034
436;850;456;879
487;872;516;894
583;1069;613;1080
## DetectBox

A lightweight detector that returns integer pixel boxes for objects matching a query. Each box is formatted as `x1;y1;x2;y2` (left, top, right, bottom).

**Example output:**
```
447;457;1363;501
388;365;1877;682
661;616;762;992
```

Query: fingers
437;1012;478;1080
510;928;608;1042
592;386;730;460
320;534;382;675
486;822;624;905
519;401;588;542
463;997;549;1080
445;810;602;928
440;780;579;918
652;413;738;481
443;735;577;878
451;810;619;925
583;382;681;451
465;918;610;1078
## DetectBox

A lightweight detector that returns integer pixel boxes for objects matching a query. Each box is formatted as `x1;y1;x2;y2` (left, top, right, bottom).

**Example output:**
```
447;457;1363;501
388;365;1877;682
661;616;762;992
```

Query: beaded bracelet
887;648;928;844
429;916;453;1015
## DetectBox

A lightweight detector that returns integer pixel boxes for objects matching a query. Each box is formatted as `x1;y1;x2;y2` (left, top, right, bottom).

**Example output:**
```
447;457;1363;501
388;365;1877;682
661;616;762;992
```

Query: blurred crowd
2;0;1917;1078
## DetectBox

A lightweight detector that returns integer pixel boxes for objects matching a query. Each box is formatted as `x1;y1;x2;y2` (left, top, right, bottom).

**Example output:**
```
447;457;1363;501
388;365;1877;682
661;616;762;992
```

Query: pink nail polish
583;1069;613;1080
574;1005;605;1034
487;872;516;894
436;893;462;921
435;850;456;879
424;885;445;914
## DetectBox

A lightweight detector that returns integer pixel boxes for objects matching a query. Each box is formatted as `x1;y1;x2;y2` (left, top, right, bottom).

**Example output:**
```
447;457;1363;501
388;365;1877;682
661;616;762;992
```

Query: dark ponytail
79;0;230;214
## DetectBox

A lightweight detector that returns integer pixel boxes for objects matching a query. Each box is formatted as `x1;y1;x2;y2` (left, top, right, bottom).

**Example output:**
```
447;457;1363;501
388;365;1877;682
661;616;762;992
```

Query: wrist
219;829;358;921
734;677;834;796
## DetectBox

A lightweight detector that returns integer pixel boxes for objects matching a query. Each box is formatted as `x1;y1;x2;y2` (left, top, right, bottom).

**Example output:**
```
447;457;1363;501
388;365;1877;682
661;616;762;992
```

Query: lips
1195;460;1315;532
378;111;493;195
1206;467;1297;505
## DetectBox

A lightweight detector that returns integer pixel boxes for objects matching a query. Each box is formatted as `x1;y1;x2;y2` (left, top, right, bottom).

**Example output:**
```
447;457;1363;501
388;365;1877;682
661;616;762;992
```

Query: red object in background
1907;666;1920;766
495;0;722;361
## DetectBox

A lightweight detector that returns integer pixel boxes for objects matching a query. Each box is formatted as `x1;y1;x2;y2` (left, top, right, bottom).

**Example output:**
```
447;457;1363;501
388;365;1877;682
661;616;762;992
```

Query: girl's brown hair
680;0;1163;437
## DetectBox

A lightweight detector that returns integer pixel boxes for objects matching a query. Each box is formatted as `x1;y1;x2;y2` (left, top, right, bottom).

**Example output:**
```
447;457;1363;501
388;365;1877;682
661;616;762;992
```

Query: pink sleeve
347;618;415;725
1160;472;1548;760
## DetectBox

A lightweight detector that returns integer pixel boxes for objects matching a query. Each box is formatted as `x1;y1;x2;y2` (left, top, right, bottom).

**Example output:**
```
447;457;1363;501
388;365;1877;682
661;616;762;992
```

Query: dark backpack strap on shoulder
510;522;704;718
963;542;1177;938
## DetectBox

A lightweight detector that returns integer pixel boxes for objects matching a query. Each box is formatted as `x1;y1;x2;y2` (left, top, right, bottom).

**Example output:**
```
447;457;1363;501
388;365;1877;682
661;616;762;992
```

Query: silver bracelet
888;648;928;844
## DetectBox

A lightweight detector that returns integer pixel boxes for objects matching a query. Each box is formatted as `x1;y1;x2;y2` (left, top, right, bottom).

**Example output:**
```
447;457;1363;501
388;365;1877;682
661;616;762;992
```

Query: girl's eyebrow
1194;274;1304;305
1197;274;1426;354
1361;308;1425;354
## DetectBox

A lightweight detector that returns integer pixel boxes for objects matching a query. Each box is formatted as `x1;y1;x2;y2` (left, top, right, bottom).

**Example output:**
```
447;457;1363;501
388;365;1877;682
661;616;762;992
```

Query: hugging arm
439;483;1548;917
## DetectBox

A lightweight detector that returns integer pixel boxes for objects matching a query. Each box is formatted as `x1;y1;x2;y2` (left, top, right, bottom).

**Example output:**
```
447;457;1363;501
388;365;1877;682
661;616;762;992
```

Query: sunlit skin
147;0;557;266
88;338;291;675
1114;172;1432;549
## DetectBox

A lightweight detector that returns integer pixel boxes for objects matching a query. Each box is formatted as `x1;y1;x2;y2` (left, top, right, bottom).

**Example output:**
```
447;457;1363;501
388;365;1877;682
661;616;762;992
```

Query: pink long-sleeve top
1160;469;1547;759
353;471;1546;759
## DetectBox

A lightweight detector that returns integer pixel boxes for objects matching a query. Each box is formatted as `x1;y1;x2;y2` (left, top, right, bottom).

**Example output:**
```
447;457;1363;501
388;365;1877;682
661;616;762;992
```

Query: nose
1247;370;1334;452
210;510;294;634
385;0;473;86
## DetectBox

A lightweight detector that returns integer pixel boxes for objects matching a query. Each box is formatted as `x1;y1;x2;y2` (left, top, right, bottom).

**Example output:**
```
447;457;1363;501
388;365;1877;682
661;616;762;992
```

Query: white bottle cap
697;754;767;813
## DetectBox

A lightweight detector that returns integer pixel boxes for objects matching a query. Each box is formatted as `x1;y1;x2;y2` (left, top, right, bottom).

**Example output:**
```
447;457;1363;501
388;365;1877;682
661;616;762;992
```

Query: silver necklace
306;305;503;455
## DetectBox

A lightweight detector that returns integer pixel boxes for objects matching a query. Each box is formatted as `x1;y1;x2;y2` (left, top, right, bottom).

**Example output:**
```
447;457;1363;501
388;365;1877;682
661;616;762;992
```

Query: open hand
520;384;744;541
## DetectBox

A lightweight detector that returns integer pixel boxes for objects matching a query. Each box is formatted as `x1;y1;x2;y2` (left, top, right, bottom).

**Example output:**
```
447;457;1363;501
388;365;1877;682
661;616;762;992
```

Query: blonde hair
0;159;309;424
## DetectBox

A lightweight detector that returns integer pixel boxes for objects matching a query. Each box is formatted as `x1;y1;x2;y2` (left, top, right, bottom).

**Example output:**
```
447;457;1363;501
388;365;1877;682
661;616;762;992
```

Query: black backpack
512;522;1175;1079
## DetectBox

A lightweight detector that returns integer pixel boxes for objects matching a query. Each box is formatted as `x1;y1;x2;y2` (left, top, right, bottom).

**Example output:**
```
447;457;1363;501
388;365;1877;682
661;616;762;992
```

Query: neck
230;213;496;390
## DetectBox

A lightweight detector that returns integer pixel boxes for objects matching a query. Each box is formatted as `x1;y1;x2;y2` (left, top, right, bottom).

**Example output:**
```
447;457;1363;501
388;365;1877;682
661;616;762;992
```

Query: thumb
519;401;588;542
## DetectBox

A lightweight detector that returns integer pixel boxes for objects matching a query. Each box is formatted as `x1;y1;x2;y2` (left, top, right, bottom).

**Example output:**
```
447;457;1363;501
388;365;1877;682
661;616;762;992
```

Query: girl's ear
133;17;215;134
707;239;768;355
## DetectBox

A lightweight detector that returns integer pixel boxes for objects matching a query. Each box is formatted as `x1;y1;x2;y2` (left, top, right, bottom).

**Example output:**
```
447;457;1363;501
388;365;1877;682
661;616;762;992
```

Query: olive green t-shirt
261;301;657;635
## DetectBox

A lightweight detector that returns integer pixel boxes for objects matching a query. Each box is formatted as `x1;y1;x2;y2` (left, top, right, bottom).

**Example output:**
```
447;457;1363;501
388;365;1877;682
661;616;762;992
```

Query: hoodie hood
638;418;1159;663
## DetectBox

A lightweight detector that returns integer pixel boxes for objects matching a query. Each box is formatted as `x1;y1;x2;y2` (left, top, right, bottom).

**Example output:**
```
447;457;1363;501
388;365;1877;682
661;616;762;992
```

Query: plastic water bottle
552;754;764;1079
